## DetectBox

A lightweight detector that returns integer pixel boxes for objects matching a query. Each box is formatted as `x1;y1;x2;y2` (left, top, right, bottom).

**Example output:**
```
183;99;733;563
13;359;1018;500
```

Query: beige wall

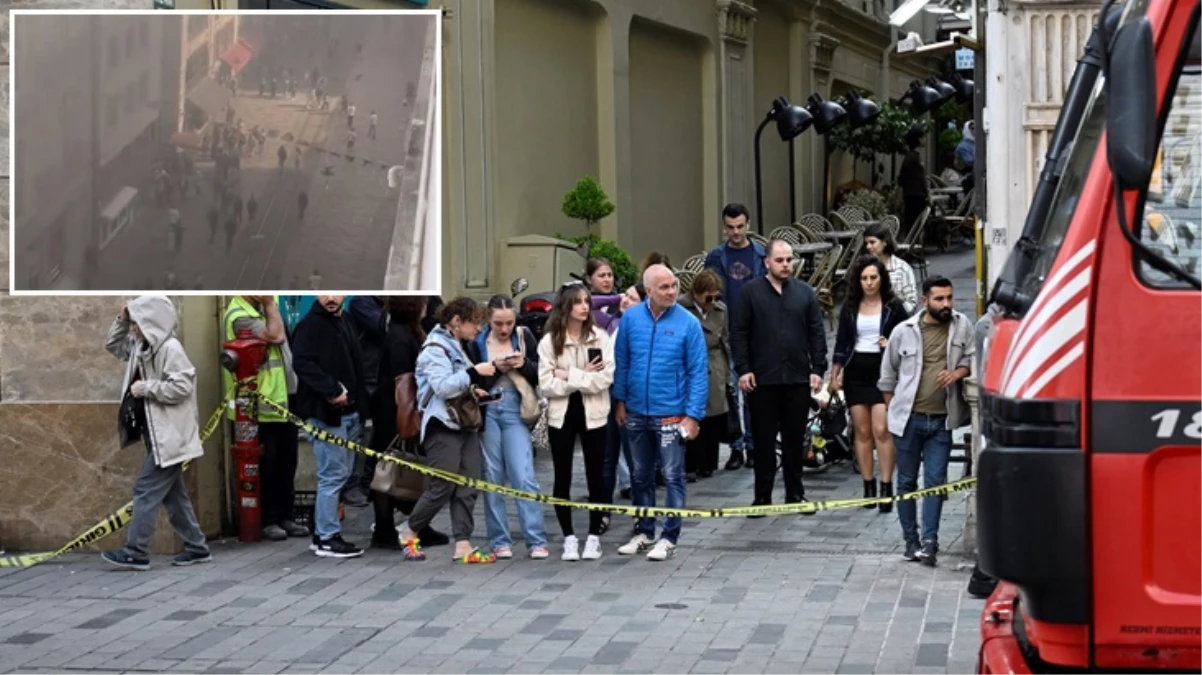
752;0;792;233
628;17;707;262
493;0;601;245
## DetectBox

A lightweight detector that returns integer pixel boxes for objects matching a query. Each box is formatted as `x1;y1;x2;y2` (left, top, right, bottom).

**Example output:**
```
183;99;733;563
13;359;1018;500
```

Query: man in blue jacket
704;203;765;470
613;264;709;561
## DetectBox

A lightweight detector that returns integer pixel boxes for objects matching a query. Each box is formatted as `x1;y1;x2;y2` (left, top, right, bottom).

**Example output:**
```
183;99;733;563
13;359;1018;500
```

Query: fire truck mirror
1106;17;1158;191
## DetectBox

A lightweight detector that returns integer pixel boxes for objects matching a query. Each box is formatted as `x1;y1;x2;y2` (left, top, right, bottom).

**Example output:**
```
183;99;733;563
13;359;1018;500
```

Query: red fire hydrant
220;328;268;543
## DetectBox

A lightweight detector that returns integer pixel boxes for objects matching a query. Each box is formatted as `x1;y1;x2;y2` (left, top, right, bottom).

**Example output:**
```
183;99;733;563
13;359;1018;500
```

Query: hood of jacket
128;295;179;352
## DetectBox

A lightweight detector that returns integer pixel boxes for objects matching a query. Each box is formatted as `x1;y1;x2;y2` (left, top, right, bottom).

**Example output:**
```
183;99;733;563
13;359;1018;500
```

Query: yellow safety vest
223;296;289;422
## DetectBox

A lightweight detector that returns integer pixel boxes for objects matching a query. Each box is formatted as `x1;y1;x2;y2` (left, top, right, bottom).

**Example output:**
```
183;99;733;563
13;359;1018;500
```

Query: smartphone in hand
587;348;603;364
477;391;503;405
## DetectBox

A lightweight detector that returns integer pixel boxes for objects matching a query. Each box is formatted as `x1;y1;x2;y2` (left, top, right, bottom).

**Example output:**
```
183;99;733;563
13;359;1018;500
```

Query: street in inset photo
10;11;439;293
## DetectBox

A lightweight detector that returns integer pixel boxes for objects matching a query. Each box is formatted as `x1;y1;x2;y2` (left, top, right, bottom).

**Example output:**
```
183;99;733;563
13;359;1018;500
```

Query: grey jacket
106;295;203;468
877;309;975;436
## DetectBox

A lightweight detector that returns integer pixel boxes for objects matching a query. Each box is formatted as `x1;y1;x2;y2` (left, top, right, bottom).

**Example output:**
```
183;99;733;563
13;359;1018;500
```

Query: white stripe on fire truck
1003;300;1088;397
1000;265;1092;393
1017;340;1086;399
1000;239;1096;389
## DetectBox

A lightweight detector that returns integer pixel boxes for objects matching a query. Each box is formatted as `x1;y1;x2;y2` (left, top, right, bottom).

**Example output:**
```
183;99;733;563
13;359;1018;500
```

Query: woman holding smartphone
538;285;615;561
466;295;549;560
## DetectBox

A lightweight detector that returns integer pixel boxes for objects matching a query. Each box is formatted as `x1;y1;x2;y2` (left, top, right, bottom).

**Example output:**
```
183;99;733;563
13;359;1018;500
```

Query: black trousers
549;394;609;536
903;195;928;238
685;415;726;474
748;384;808;504
258;421;299;526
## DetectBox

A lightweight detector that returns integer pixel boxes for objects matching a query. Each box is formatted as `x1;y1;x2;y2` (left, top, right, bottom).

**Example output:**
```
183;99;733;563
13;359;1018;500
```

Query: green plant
938;127;963;162
561;176;615;236
842;189;890;220
827;101;920;186
554;233;638;290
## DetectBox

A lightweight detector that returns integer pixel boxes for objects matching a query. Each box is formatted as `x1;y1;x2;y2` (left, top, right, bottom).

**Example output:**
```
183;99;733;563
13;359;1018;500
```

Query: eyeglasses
703;294;721;303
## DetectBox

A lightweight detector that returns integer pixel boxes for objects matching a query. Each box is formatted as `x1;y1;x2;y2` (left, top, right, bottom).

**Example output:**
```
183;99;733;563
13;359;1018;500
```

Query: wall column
716;0;757;248
442;0;496;292
596;10;632;245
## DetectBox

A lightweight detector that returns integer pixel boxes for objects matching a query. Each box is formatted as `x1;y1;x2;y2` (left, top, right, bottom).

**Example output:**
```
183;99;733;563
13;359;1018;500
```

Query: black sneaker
724;450;744;471
917;540;938;567
314;534;363;558
341;488;369;508
747;500;769;519
309;534;320;552
902;540;921;561
967;563;998;598
744;454;756;469
171;550;212;566
101;550;150;571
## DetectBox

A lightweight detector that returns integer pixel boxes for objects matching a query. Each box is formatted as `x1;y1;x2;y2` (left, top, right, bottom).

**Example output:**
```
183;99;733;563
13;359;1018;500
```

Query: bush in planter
553;232;638;291
841;189;891;220
561;176;615;242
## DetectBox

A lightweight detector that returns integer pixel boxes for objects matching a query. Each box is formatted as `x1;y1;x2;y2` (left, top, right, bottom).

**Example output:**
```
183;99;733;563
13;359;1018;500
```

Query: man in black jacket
344;296;388;506
730;239;828;513
292;295;369;558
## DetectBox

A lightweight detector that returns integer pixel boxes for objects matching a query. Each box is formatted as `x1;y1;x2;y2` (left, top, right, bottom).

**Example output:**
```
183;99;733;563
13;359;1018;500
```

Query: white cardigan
537;325;614;430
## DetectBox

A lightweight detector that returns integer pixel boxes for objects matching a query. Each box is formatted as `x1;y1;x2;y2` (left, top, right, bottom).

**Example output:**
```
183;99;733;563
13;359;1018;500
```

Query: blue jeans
626;412;687;544
308;413;360;539
729;368;753;451
603;404;634;500
481;389;548;550
893;413;953;545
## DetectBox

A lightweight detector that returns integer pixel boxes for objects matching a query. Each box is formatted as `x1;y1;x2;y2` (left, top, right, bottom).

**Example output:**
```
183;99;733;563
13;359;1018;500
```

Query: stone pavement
0;252;986;674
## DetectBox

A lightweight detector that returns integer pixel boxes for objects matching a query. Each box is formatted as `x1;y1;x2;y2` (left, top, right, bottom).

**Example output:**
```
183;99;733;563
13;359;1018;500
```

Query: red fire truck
976;0;1200;670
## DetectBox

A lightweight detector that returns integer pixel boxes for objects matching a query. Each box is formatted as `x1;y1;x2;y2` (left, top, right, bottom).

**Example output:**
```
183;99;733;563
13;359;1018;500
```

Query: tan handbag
507;327;542;425
370;438;428;501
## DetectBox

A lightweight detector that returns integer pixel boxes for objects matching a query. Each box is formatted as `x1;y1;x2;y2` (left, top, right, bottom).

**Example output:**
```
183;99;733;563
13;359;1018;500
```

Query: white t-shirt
854;312;882;353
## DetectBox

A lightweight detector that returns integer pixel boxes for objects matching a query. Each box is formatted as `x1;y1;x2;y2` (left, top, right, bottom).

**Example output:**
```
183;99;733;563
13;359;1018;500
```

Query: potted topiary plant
561;176;615;258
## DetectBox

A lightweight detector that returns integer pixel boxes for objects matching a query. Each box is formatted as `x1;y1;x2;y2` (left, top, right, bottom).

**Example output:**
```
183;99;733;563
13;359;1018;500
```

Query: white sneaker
561;535;580;561
617;533;653;556
646;539;676;561
582;535;603;560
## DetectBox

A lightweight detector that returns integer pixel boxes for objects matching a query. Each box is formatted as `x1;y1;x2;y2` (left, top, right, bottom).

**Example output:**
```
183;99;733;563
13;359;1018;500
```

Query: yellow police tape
0;385;237;569
0;385;976;569
253;394;977;520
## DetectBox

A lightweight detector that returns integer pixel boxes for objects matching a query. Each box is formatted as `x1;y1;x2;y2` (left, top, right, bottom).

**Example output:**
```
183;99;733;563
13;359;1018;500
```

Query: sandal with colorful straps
454;548;496;564
400;538;426;561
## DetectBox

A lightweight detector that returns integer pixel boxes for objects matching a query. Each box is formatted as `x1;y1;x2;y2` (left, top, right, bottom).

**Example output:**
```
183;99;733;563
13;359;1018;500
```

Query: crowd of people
96;202;974;571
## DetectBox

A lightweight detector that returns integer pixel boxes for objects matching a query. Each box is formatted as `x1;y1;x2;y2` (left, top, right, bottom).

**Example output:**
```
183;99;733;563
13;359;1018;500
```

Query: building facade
10;13;246;291
13;14;168;288
439;0;943;297
982;0;1102;283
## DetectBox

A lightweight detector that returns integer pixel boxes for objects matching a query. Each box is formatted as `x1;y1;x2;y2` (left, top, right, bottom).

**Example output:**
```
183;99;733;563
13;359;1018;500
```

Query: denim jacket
415;325;475;441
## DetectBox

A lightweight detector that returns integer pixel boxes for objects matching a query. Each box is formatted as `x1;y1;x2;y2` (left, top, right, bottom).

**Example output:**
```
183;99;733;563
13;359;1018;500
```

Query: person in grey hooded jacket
101;295;211;571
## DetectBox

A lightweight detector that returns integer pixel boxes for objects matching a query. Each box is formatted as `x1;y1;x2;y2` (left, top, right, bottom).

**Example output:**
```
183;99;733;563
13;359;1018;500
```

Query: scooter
509;273;588;341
